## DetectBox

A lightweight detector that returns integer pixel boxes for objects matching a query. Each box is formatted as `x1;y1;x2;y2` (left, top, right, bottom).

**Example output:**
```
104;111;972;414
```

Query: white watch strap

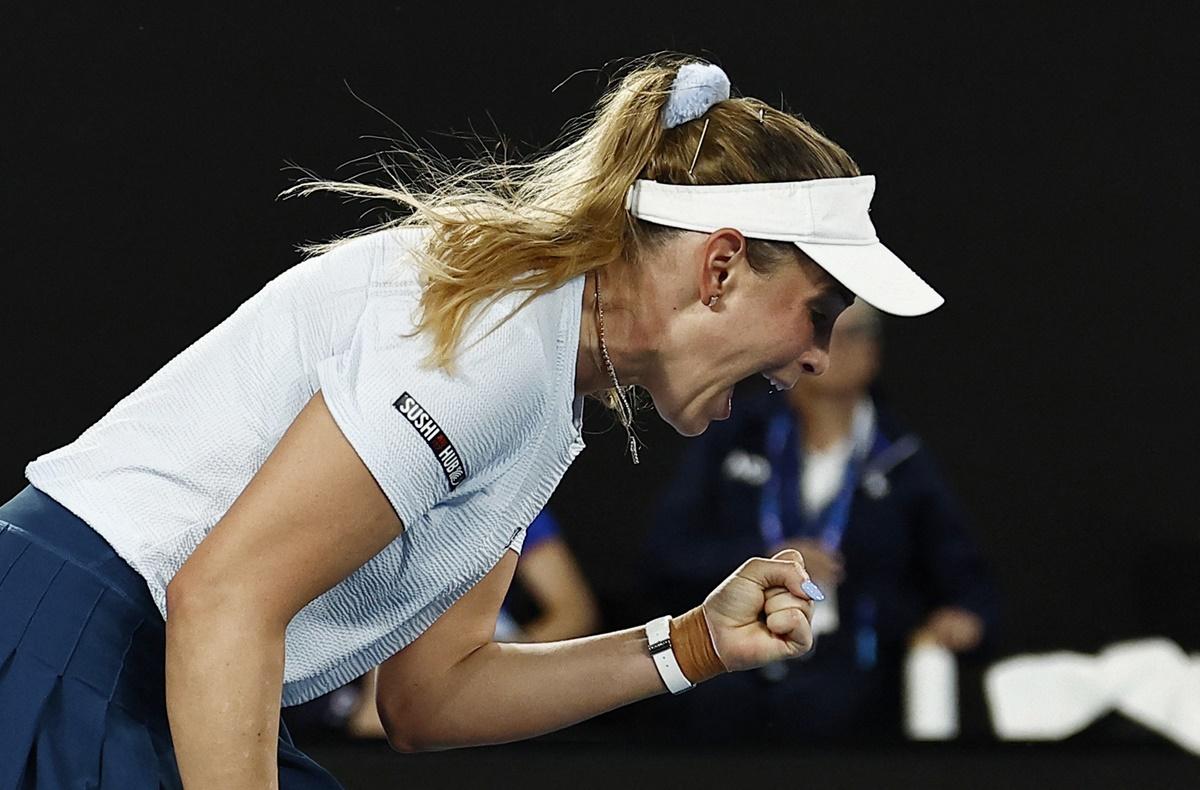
646;615;695;694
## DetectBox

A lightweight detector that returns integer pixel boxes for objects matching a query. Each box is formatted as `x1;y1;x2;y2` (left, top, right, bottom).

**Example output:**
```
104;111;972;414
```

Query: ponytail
285;52;859;370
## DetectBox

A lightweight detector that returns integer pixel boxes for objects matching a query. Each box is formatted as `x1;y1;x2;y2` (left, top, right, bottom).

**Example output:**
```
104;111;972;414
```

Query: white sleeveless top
25;227;587;705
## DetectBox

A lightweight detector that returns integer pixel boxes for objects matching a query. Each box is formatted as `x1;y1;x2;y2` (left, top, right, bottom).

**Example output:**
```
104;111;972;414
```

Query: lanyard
757;406;887;552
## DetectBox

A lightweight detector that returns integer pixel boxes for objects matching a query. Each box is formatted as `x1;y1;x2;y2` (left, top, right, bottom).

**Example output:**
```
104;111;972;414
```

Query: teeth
762;373;788;392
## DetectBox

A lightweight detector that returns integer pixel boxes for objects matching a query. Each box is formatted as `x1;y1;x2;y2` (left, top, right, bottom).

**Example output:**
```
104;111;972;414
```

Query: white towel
985;638;1200;755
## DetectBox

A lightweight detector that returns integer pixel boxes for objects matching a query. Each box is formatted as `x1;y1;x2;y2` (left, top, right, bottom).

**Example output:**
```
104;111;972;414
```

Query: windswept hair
282;52;860;374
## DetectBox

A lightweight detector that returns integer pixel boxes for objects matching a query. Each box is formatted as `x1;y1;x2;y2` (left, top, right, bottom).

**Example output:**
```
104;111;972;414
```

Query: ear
697;227;746;306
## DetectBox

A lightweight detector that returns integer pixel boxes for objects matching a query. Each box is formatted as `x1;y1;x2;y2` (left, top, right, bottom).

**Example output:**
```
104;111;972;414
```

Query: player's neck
575;266;656;397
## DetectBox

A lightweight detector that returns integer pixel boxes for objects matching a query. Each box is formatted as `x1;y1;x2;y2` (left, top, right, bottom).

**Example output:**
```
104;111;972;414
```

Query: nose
798;348;829;377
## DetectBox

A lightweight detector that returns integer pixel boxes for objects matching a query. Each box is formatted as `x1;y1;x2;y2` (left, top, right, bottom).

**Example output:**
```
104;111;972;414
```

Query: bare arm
513;536;601;642
165;391;404;789
377;546;820;751
350;538;602;739
377;549;657;750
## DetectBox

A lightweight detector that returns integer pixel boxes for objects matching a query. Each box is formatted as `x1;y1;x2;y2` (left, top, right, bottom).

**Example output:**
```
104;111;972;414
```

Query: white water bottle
904;640;959;740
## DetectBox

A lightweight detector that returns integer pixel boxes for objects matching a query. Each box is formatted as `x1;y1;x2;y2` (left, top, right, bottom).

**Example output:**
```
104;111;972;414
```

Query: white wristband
645;615;695;694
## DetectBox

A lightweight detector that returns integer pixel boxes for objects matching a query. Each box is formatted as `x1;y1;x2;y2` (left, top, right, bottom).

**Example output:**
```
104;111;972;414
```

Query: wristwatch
645;615;695;694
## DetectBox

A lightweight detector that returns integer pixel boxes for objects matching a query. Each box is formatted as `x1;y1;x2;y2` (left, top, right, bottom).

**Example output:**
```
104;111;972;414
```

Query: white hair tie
662;63;731;129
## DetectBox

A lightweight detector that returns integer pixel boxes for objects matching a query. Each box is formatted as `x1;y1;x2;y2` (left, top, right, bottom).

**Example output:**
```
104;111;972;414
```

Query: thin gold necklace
593;272;639;464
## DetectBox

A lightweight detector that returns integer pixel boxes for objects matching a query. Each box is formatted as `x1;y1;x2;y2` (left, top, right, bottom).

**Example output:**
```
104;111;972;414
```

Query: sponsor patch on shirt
392;392;467;490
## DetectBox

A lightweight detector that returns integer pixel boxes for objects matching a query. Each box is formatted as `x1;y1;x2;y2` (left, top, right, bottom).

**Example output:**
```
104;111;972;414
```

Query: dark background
3;2;1197;785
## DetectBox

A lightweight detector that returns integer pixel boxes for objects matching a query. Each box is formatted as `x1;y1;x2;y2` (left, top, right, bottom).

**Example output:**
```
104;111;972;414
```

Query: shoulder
375;226;432;286
318;226;396;272
449;282;581;432
396;278;584;472
294;225;429;292
460;275;582;384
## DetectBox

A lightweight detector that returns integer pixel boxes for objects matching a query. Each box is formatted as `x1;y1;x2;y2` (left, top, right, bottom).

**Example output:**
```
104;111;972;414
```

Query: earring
706;294;720;307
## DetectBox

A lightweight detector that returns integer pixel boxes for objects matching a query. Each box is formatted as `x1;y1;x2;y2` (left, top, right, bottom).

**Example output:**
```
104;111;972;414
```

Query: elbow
379;682;486;753
380;704;422;754
165;567;212;625
165;565;234;627
380;706;443;754
378;691;437;753
386;733;437;755
384;730;424;754
378;642;497;753
165;566;284;636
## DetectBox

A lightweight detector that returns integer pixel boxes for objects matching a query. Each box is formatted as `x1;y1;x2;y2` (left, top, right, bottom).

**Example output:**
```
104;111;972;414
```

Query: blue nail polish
801;580;826;601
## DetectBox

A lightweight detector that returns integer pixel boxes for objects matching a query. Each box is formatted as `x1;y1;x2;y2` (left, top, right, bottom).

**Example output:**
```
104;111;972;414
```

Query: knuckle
785;635;813;658
740;557;764;572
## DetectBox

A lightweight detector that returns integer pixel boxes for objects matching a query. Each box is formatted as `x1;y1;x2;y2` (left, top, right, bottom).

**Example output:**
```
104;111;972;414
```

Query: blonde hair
284;53;860;372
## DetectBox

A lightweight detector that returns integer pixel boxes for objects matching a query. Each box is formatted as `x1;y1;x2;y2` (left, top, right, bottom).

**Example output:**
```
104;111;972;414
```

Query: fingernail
801;580;826;601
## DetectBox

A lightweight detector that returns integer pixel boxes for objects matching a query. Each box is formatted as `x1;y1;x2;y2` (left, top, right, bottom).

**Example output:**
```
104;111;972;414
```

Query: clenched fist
699;548;823;673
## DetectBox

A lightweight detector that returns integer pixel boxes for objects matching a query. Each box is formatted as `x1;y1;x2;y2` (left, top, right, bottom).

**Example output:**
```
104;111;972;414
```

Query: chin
673;420;709;438
656;403;710;437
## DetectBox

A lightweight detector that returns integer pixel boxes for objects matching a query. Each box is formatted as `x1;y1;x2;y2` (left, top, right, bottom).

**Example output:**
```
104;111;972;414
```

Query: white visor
624;175;943;316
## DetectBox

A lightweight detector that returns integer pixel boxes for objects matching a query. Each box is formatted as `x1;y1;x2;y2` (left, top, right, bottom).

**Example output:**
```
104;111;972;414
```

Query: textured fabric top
25;227;587;705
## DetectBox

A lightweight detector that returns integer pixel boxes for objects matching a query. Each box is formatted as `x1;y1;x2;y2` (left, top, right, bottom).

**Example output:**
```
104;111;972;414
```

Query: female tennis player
0;54;942;788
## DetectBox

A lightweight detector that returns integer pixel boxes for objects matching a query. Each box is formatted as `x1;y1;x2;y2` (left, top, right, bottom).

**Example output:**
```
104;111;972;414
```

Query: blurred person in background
286;508;601;739
645;301;999;740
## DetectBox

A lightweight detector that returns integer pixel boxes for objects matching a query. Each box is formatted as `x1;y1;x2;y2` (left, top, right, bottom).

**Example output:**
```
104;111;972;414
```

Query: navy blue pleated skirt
0;484;344;789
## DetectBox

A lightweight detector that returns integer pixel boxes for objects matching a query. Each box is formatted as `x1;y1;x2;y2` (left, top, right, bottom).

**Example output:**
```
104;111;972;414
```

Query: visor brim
794;240;944;317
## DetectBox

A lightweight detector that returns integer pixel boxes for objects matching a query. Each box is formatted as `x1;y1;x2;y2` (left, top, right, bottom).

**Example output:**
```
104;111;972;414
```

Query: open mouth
762;372;794;392
714;388;733;420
